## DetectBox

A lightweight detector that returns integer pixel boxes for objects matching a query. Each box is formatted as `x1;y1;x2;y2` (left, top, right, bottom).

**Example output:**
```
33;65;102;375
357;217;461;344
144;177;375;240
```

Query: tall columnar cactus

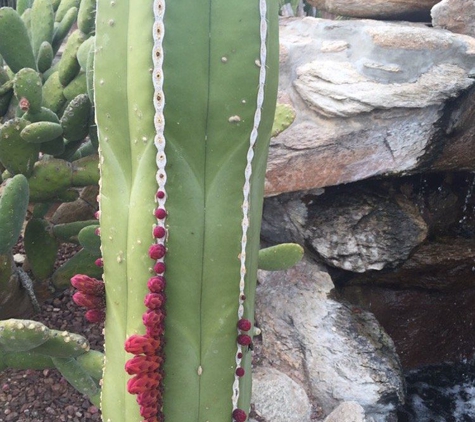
94;1;279;421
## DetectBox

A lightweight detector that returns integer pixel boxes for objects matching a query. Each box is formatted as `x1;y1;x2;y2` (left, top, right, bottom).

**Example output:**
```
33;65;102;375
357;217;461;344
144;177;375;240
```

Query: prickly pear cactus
94;1;279;421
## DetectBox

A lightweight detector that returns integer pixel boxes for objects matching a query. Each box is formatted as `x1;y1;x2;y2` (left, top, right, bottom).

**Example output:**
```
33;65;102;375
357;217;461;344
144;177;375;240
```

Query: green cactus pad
31;328;90;358
77;0;96;36
271;103;297;137
0;79;13;96
52;219;98;243
24;218;59;279
58;30;88;87
13;68;43;114
42;71;67;114
31;0;55;59
40;136;66;156
0;174;29;254
51;6;78;54
77;224;100;255
20;121;64;143
76;349;104;381
63;71;87;101
258;243;305;271
77;36;95;71
0;319;50;352
37;41;54;73
70;139;96;160
0;89;13;117
51;356;99;397
0;7;37;73
52;248;102;289
3;350;55;370
16;0;33;16
32;202;52;218
27;157;72;201
71;155;99;186
23;106;60;123
51;0;61;11
60;93;91;142
0;118;40;176
54;0;80;22
55;188;79;202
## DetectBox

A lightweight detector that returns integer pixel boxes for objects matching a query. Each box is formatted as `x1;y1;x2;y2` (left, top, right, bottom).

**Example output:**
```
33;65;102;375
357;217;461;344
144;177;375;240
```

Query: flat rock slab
265;18;475;196
305;0;439;20
432;0;475;37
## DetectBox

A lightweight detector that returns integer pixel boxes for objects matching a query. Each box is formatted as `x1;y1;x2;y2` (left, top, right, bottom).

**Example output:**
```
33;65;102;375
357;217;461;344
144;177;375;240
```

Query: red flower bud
237;335;252;346
156;190;165;199
125;334;161;356
147;276;166;293
149;244;166;260
71;274;105;296
125;355;161;375
72;291;105;310
153;226;166;239
153;262;166;274
95;258;104;267
127;374;159;394
144;293;166;310
137;389;161;407
154;208;167;219
237;319;252;332
232;408;247;422
85;309;105;323
235;367;245;377
143;309;166;329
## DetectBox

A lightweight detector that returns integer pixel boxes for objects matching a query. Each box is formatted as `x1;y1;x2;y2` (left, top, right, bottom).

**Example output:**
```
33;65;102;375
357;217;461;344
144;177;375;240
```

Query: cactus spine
95;1;278;421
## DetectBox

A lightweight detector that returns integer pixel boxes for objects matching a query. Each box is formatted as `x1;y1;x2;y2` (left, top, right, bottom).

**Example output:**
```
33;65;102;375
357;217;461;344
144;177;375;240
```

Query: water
398;361;475;422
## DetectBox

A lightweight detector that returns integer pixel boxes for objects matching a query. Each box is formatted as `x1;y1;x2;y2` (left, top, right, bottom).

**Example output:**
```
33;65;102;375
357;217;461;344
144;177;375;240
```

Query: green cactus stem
95;1;278;421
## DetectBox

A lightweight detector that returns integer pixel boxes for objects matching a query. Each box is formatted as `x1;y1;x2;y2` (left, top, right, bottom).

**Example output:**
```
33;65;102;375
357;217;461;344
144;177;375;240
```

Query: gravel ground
1;240;104;422
0;287;104;422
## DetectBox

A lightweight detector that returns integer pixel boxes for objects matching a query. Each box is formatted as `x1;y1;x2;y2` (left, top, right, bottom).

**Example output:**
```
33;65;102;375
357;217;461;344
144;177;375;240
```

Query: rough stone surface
265;18;475;196
432;0;475;37
256;258;404;420
261;185;428;272
324;401;367;422
251;366;312;422
341;238;475;368
305;0;439;20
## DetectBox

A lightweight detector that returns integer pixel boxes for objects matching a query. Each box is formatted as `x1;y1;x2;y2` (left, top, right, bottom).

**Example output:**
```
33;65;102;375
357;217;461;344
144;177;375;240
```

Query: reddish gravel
0;279;104;421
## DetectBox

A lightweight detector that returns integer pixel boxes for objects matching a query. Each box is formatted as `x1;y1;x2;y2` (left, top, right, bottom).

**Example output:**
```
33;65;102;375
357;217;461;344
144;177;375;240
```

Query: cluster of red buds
124;190;167;422
232;318;253;422
70;274;106;323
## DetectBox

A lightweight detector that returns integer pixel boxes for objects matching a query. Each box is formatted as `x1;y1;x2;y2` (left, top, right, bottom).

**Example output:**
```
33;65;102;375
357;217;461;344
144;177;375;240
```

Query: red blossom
237;334;252;346
144;293;166;310
125;355;162;375
232;408;247;422
72;291;105;310
153;262;166;274
85;309;105;323
237;319;252;332
127;374;159;394
71;274;105;296
147;276;166;293
125;334;161;356
149;244;166;260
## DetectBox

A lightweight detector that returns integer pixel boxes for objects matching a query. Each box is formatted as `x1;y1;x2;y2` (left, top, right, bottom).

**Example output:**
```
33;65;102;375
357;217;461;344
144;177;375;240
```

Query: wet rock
262;185;427;272
432;0;475;37
305;0;438;20
265;18;475;196
340;238;475;368
256;258;404;420
251;366;312;422
324;401;367;422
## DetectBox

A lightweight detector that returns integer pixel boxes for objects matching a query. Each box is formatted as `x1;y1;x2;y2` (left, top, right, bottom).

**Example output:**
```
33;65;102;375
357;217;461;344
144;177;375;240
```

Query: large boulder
305;0;439;20
256;258;404;421
432;0;475;37
265;18;475;196
261;185;428;272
